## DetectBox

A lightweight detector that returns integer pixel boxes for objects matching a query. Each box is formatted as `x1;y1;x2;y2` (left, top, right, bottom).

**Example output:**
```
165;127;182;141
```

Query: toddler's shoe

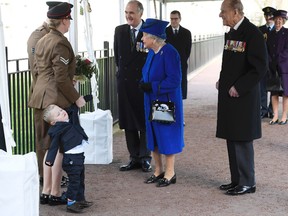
67;202;84;213
78;200;93;208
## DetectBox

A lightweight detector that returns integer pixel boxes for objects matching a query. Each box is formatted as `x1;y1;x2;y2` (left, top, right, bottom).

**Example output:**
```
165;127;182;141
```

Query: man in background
259;6;276;119
166;10;192;100
114;0;152;172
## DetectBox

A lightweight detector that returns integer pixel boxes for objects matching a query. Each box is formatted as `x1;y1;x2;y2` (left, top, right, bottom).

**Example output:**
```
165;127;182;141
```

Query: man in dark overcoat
165;10;192;100
258;6;276;119
113;0;151;172
216;0;267;195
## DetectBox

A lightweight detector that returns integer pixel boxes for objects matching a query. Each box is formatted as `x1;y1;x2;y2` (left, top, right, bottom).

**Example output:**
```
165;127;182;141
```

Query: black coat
216;17;268;141
166;25;192;99
113;22;147;130
259;24;275;43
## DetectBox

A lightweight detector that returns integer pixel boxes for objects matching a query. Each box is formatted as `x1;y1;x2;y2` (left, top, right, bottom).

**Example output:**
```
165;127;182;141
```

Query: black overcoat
165;25;192;99
216;17;268;141
114;22;147;130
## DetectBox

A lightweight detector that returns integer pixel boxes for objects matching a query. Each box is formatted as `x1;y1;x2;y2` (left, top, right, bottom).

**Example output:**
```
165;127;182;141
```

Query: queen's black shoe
144;172;165;184
156;174;176;187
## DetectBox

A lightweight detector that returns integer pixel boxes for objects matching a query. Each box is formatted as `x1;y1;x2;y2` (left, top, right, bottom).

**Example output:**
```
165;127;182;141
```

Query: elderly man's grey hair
227;0;244;16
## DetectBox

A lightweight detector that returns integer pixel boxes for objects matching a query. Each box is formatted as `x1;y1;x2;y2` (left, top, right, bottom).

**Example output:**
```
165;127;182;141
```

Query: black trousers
62;153;85;201
226;140;255;186
124;129;151;163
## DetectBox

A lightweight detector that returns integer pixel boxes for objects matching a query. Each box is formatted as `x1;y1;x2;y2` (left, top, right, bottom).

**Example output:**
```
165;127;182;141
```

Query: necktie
268;26;271;31
174;29;178;35
131;28;136;45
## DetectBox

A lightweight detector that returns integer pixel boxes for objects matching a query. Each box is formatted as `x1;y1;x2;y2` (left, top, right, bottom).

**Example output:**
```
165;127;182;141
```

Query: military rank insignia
224;40;246;52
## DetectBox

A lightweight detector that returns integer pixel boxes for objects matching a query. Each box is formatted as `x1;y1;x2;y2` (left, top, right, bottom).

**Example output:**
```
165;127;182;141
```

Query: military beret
47;2;73;20
273;10;288;20
262;7;276;16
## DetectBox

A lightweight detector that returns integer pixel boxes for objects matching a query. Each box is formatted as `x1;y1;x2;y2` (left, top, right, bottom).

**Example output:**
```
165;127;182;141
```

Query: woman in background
266;10;288;125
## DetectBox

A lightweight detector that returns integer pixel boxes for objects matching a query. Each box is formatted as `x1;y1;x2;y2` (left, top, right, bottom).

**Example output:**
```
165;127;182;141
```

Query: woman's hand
75;96;86;108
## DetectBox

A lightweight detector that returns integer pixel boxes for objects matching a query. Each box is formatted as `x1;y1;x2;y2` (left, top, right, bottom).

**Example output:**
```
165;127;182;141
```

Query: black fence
6;36;223;155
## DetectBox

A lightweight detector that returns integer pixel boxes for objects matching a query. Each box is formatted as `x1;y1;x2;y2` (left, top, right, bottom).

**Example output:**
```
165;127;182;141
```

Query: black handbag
150;95;176;124
266;70;283;92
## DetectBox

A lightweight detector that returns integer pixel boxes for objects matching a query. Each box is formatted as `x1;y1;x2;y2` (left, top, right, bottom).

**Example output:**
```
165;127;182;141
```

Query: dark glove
84;94;93;102
139;82;152;92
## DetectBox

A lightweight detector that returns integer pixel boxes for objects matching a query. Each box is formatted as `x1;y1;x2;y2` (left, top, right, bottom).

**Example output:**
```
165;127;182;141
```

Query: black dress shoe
142;160;152;172
279;120;287;125
156;174;176;187
219;182;237;191
144;172;165;184
226;185;256;195
40;193;49;204
48;193;67;206
269;119;278;125
119;160;141;171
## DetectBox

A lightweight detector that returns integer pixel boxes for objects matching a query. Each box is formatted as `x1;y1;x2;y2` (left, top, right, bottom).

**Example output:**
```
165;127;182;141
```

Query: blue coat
142;44;184;154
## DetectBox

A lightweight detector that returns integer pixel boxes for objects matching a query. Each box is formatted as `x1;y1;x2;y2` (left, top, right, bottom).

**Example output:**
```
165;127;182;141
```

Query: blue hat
139;18;169;39
273;10;288;20
47;2;73;20
262;7;276;16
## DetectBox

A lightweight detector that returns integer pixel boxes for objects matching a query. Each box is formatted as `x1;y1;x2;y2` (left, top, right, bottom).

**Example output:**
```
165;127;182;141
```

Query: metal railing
6;35;224;155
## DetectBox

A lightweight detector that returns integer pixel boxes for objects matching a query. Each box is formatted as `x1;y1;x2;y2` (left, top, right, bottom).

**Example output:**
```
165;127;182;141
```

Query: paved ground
40;56;288;216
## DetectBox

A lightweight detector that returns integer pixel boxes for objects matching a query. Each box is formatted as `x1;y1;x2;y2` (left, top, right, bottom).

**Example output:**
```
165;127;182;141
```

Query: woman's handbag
150;94;176;124
266;70;283;92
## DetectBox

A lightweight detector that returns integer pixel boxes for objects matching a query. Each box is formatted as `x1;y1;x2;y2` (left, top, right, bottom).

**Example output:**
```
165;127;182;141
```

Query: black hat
273;10;288;20
47;2;73;20
262;7;276;16
46;1;62;9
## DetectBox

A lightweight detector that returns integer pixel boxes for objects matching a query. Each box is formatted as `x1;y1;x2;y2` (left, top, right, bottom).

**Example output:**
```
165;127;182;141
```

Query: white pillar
69;0;78;54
